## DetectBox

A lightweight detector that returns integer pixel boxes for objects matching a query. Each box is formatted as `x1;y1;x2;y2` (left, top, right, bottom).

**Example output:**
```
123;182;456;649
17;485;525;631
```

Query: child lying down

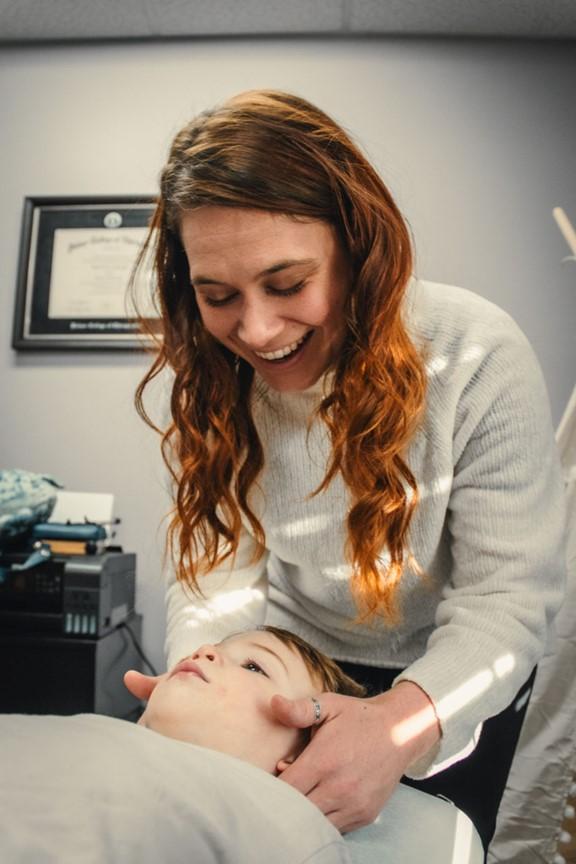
0;627;483;864
125;625;366;775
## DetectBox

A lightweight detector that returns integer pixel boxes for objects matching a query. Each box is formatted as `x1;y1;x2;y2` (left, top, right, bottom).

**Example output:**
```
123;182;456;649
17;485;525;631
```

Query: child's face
139;630;320;774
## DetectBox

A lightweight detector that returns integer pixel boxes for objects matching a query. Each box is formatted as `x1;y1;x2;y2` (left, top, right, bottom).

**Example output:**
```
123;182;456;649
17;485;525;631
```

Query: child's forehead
222;630;311;676
223;630;285;652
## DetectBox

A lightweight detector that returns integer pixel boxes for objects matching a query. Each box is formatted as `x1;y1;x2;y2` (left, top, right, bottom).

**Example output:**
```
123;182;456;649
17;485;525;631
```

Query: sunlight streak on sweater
184;587;266;623
392;654;517;751
435;653;517;722
275;513;333;539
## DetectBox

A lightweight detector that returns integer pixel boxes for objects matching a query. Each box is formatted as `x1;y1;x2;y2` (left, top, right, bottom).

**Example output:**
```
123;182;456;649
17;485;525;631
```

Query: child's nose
192;644;219;663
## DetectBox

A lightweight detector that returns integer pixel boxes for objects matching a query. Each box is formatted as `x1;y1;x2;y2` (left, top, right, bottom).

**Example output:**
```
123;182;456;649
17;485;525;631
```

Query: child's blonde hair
260;625;366;698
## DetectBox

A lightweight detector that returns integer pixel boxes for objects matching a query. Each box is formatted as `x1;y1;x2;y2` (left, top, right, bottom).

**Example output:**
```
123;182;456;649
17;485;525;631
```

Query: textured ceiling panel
350;0;576;37
146;0;344;36
0;0;344;41
0;0;574;41
0;0;151;40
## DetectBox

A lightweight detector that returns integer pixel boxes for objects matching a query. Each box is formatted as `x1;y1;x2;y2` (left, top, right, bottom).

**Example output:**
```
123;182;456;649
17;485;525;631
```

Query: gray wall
1;38;574;672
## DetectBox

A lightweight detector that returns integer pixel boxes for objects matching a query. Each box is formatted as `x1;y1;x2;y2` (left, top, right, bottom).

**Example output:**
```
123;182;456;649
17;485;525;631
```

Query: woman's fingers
273;689;427;833
123;669;162;700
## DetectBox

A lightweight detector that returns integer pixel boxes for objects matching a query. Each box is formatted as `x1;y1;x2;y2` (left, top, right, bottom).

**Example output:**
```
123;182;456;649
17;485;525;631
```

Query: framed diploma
12;196;160;350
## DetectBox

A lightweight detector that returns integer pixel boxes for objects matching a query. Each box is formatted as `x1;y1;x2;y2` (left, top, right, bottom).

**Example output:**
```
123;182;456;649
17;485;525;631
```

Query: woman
133;89;566;853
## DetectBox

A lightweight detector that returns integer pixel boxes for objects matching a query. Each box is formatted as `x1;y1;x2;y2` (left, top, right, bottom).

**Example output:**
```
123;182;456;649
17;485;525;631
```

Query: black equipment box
0;613;144;718
0;551;135;637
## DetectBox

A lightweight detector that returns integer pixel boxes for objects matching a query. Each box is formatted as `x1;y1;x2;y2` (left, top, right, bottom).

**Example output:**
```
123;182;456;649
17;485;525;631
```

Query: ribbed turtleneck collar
253;369;335;415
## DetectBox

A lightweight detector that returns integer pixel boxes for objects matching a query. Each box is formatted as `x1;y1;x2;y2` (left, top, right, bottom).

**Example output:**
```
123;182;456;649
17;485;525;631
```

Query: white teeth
254;333;308;361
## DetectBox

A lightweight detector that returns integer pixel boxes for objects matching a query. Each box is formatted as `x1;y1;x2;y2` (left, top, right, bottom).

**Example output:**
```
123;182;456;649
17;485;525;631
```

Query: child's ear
276;756;295;774
275;725;312;774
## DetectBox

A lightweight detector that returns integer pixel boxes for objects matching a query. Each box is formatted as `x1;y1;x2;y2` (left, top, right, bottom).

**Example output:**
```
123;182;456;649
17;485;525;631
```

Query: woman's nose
236;299;284;349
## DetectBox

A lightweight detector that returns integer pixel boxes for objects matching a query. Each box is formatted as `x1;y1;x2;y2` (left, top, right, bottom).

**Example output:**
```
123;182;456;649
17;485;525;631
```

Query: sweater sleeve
395;316;567;778
164;526;270;670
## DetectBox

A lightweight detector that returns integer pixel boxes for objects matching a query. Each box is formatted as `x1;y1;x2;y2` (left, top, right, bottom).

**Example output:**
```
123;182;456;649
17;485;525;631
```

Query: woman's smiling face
180;206;351;392
139;630;320;774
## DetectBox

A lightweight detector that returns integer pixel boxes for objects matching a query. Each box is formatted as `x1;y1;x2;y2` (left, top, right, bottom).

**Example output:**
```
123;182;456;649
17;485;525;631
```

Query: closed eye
201;292;238;308
242;659;269;677
268;280;305;298
198;281;305;308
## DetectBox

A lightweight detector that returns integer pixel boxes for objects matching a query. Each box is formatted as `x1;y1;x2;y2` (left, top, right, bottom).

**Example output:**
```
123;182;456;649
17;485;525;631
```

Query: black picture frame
12;196;159;351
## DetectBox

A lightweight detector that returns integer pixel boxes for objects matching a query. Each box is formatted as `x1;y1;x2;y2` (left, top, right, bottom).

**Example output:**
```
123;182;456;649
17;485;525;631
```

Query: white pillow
0;713;350;864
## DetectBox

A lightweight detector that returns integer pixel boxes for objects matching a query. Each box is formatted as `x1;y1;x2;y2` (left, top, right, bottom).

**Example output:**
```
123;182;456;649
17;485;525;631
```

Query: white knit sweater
165;279;566;776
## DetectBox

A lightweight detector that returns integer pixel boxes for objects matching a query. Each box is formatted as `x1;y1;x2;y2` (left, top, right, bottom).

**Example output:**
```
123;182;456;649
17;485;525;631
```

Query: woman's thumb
123;669;161;701
270;693;321;729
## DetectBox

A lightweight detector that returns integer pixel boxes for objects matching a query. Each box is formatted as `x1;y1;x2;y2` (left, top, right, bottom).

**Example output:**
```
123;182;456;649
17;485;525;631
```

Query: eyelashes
242;659;269;677
202;294;235;308
199;281;306;308
272;281;305;298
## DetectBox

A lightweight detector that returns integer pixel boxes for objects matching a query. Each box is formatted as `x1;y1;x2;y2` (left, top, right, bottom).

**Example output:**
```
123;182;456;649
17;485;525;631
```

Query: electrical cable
119;620;159;677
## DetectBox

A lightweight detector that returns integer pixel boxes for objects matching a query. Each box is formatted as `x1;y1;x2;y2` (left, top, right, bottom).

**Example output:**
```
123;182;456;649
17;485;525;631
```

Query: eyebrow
245;640;289;676
191;258;318;287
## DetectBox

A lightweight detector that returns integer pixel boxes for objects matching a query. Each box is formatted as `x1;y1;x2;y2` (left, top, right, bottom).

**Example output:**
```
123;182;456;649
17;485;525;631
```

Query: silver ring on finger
311;696;322;724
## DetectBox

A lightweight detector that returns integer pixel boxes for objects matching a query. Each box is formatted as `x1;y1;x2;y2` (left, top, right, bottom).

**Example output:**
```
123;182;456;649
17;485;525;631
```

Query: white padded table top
0;713;482;863
347;784;483;864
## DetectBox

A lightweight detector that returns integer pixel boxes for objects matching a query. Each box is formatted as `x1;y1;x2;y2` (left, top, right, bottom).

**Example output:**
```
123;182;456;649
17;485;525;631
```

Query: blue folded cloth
0;469;63;542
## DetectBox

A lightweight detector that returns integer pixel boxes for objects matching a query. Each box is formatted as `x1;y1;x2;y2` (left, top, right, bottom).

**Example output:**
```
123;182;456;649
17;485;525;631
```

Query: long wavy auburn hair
135;89;427;623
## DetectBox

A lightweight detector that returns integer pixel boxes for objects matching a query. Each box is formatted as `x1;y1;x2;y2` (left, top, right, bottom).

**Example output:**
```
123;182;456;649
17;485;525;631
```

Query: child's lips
170;659;209;682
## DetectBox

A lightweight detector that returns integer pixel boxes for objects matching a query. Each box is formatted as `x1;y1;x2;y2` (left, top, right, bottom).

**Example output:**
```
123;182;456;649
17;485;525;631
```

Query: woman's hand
270;681;440;833
123;669;165;701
